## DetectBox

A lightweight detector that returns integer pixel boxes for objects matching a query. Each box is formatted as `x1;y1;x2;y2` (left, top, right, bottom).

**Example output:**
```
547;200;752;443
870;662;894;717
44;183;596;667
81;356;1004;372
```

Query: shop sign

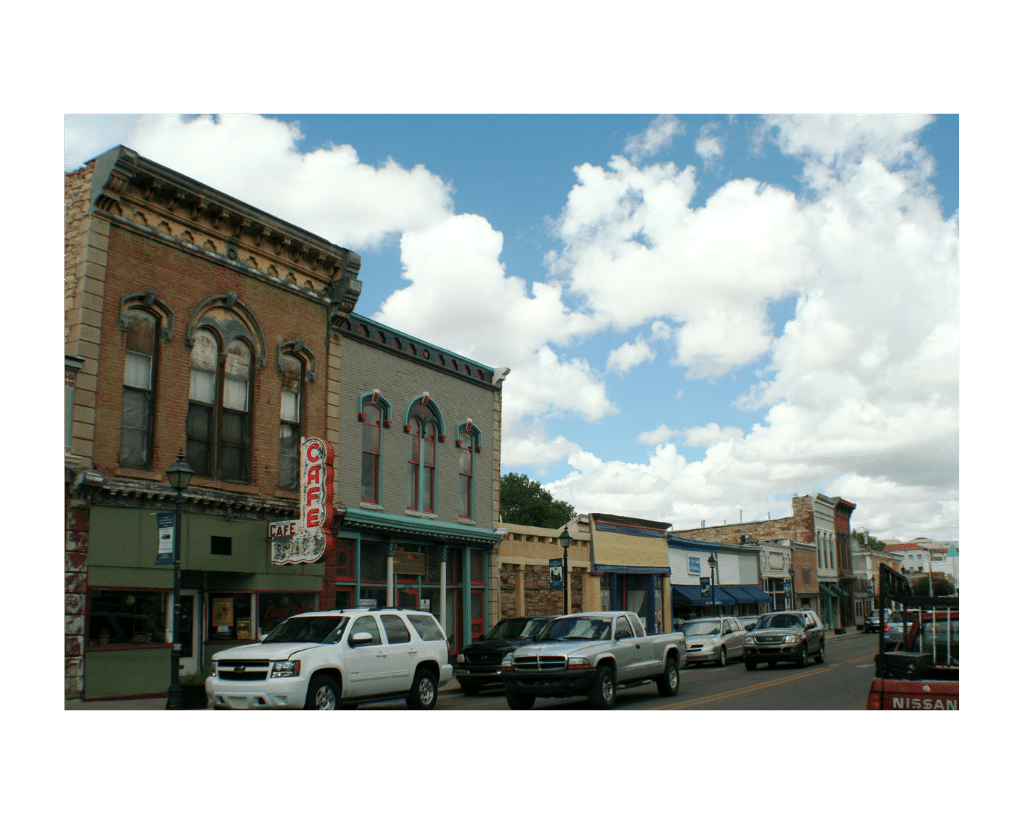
155;512;174;565
270;437;336;565
394;551;426;576
549;558;564;589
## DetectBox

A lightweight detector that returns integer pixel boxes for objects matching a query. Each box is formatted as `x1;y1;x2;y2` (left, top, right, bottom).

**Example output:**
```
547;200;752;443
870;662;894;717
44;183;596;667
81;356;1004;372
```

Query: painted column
385;539;396;607
439;545;448;637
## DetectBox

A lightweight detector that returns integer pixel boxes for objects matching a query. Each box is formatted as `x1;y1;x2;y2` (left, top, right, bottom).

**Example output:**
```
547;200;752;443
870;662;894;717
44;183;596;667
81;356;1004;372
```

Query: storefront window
208;593;253;642
88;589;167;646
360;588;387;608
361;542;386;583
257;592;318;637
470;550;484;584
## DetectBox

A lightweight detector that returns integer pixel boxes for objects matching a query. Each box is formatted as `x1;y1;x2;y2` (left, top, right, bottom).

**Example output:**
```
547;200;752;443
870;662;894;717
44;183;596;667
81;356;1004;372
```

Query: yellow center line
653;652;878;710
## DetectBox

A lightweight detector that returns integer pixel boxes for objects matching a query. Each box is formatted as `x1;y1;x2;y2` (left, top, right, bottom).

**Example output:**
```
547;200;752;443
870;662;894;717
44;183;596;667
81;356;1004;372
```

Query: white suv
206;608;452;710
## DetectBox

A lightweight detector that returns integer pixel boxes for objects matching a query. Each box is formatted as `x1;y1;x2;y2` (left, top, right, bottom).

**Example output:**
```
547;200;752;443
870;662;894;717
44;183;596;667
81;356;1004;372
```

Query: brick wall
499;563;583;618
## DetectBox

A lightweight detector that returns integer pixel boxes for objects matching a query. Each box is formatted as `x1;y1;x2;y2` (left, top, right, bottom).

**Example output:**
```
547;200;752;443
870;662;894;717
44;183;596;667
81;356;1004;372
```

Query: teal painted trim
403;394;446;436
462;544;472;649
349;312;495;374
357;391;393;421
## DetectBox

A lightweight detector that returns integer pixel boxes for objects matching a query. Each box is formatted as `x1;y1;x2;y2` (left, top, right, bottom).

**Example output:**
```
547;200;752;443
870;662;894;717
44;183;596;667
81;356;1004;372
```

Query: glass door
178;589;201;675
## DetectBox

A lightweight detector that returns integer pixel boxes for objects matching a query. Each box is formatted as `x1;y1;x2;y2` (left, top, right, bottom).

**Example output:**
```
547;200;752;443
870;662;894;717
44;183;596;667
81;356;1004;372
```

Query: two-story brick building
64;146;505;700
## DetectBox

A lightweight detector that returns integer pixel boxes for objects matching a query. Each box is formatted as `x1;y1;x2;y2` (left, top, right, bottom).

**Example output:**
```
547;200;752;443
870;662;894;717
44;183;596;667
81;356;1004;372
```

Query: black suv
743;609;825;670
453;616;555;695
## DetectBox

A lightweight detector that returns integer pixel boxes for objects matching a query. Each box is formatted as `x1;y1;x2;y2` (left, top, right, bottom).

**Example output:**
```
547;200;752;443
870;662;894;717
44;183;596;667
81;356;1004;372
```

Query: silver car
680;617;747;667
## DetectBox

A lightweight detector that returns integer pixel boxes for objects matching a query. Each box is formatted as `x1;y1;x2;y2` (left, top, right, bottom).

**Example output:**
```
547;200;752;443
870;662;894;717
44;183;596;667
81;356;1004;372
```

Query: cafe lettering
269;437;335;565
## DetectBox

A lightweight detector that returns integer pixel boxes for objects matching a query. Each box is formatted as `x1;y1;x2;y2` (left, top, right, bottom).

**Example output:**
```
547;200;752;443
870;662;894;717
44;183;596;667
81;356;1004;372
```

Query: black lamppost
166;451;194;710
558;528;572;615
789;565;796;609
708;553;718;616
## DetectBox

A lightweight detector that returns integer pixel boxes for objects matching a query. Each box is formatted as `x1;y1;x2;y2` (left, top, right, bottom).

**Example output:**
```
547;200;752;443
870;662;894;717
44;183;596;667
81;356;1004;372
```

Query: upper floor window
279;354;302;490
457;422;481;520
120;309;158;467
187;329;252;482
361;402;382;504
407;398;441;514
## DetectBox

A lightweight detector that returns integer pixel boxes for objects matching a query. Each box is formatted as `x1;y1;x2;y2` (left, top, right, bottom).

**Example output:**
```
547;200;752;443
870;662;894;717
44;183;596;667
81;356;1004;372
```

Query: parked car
206;608;452;710
501;611;685;709
863;608;892;633
454;615;556;695
679;617;747;666
743;609;825;670
882;610;919;650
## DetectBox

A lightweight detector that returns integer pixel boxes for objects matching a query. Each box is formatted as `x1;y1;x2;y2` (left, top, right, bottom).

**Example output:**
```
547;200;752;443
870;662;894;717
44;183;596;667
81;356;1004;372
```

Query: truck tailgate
867;678;959;710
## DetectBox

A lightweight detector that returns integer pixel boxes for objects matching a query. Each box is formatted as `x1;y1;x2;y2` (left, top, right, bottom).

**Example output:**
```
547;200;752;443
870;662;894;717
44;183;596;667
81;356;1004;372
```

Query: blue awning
671;584;737;606
721;585;773;605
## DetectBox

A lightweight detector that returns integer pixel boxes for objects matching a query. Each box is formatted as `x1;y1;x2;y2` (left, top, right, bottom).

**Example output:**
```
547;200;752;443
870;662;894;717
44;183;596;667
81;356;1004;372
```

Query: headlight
456;653;466;663
209;661;217;676
783;635;798;644
744;637;756;646
567;657;592;670
500;653;514;672
270;660;301;678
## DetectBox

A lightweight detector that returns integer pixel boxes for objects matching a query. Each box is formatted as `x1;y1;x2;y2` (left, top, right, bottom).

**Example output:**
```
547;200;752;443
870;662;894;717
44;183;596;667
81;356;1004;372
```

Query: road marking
655;652;878;710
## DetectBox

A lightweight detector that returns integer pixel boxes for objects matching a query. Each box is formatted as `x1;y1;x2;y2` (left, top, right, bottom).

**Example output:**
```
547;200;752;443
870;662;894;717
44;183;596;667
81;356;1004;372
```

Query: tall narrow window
361;402;381;503
458;428;474;519
279;354;302;490
120;310;157;467
406;399;441;514
187;330;253;482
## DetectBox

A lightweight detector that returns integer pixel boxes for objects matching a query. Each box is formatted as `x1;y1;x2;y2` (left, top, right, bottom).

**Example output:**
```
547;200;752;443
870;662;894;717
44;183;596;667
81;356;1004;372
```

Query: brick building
64;147;504;700
497;523;592;618
669;493;856;630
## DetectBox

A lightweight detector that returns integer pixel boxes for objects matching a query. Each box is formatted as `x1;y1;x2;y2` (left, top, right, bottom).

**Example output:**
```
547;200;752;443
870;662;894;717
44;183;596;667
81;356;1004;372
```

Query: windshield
754;614;802;630
681;620;722;637
538;617;611;641
262;615;348;644
485;617;549;641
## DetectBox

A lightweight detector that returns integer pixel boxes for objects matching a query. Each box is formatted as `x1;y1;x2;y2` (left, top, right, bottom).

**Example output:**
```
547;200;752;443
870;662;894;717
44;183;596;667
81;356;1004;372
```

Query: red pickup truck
866;566;958;711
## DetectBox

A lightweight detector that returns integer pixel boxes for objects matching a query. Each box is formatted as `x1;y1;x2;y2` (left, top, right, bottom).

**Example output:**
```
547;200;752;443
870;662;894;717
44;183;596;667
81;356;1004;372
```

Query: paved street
66;630;877;711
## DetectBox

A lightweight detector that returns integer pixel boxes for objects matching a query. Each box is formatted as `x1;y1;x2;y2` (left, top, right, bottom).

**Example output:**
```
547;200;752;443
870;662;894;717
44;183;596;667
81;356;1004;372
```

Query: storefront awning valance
819;583;845;599
672;584;737;606
722;585;773;604
340;508;503;547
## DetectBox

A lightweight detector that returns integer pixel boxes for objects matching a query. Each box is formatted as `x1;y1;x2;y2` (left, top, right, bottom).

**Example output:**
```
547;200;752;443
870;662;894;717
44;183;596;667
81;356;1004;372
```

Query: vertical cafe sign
269;437;335;565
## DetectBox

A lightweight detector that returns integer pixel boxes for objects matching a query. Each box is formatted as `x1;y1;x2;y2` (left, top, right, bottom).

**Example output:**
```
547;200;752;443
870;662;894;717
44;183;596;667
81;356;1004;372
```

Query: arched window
457;422;481;519
119;309;158;467
361;401;381;504
279;354;302;490
187;330;252;482
407;399;440;513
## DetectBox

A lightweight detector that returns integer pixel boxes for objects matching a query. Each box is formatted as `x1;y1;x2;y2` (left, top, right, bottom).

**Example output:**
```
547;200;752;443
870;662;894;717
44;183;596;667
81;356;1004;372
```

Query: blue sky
64;113;959;541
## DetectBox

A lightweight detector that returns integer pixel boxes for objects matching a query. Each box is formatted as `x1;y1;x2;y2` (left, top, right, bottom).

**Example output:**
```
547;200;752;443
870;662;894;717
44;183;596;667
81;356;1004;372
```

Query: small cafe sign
270;437;335;565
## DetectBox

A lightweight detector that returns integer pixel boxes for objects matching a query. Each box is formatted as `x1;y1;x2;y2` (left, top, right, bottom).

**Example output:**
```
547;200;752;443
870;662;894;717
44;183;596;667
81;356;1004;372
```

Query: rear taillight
866;692;881;710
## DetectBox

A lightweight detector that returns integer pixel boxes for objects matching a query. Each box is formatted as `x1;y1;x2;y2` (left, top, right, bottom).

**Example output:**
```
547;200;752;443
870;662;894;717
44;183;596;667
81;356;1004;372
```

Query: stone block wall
499;563;583;618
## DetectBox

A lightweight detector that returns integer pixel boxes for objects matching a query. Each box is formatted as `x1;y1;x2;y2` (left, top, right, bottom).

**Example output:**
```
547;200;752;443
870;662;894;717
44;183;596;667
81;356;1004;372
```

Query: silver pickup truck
499;611;685;709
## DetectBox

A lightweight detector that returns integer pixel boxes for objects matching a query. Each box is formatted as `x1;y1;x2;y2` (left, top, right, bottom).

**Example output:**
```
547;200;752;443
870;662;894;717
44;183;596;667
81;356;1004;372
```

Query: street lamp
707;553;718;617
789;565;796;609
165;450;194;710
558;528;572;615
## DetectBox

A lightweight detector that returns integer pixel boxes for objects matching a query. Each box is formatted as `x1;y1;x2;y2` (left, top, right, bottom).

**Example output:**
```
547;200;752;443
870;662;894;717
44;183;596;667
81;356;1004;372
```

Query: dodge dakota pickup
866;565;958;710
500;611;685;709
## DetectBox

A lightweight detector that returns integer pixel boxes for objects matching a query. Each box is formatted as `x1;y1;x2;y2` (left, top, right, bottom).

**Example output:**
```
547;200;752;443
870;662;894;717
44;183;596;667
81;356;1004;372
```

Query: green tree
912;576;955;597
852;530;886;553
499;472;576;529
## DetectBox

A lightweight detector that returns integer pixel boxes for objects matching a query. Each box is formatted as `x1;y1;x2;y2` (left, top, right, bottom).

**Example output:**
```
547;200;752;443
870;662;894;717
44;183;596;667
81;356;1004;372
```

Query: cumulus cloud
606;337;655;375
695;121;724;166
638;424;684;445
624;114;684;163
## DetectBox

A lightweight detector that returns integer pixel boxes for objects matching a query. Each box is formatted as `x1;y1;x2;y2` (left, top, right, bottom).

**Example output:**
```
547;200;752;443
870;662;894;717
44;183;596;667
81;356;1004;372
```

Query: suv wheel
406;668;438;710
305;674;340;710
796;644;808;668
815;640;825;664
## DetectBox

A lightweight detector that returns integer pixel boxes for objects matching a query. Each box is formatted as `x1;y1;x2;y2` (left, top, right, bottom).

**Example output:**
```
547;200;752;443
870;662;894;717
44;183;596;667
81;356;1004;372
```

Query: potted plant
178;672;210;709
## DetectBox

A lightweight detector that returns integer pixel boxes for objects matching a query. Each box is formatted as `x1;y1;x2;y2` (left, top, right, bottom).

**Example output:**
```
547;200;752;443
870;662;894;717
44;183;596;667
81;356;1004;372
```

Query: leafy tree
499;472;576;529
912;576;955;597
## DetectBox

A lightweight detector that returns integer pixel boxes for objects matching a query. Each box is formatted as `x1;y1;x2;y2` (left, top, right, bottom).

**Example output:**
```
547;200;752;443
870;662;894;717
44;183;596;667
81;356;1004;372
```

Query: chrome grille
513;655;566;671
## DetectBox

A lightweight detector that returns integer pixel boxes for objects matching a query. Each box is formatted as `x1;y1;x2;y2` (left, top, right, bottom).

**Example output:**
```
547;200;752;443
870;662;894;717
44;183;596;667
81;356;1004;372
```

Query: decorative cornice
88;146;362;305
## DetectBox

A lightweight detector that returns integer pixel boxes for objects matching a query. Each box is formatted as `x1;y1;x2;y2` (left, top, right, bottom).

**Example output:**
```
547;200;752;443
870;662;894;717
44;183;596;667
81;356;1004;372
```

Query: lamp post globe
165;451;194;710
558;528;572;615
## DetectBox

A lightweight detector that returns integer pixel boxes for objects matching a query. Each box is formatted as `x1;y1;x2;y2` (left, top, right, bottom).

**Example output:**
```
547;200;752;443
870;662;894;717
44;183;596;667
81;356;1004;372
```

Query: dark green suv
743;610;825;670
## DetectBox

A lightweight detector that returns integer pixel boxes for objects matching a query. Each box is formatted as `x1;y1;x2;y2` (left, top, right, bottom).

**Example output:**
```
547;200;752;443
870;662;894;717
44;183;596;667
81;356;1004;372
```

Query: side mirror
349;631;374;647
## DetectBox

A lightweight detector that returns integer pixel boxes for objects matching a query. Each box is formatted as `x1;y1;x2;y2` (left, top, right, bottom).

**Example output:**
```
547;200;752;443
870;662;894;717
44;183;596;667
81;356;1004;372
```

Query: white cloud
606;337;655;375
624;114;684;162
695;121;724;166
638;424;683;445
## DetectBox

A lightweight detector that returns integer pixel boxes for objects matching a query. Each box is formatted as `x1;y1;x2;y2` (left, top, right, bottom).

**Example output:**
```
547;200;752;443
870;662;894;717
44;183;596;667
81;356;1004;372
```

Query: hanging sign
549;558;564;589
155;512;174;565
270;437;335;565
